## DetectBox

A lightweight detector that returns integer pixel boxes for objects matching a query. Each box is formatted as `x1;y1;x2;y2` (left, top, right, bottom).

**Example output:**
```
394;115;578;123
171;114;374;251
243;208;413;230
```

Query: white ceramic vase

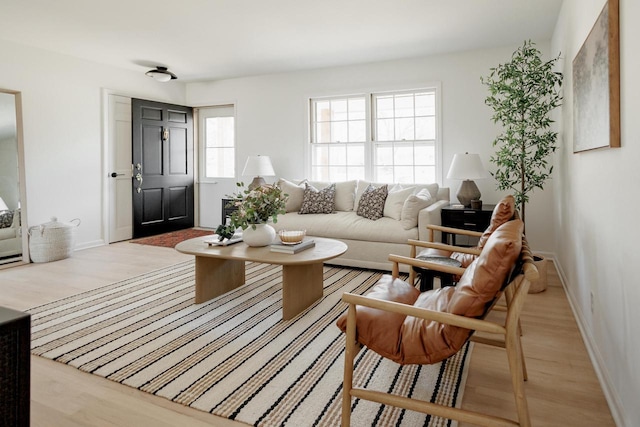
242;223;276;247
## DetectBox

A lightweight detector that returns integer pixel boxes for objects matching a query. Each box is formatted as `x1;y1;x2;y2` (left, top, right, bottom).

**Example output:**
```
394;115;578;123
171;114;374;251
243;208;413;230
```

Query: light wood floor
0;242;615;426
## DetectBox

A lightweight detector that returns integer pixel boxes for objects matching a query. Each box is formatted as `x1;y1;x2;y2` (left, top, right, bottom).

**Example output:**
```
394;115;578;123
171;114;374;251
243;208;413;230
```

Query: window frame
197;104;237;184
307;84;442;184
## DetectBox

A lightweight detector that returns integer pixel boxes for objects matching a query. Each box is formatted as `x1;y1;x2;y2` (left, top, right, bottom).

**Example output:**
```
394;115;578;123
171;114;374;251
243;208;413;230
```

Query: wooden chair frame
408;223;483;285
340;246;537;427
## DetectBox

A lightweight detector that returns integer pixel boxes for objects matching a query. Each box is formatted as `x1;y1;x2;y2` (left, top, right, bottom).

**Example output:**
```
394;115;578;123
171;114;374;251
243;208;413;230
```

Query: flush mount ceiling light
145;66;177;82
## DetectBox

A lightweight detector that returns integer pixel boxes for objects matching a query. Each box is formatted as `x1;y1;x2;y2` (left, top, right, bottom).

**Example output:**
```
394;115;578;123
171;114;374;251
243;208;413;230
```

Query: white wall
186;45;556;252
551;0;639;425
0;39;186;248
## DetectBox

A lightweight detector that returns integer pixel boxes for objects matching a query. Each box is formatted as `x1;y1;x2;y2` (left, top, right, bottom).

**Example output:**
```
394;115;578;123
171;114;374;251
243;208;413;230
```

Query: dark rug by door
28;261;472;427
130;228;213;248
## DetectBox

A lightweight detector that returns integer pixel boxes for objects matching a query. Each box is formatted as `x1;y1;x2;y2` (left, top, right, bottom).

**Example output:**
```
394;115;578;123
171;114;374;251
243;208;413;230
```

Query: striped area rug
29;261;472;427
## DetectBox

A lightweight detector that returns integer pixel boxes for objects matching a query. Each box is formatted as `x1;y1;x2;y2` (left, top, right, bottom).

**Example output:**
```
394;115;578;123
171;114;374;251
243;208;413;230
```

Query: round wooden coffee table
175;236;347;320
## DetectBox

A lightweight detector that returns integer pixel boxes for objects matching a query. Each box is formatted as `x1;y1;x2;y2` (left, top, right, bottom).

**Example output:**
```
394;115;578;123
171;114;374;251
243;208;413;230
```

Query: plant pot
242;223;276;247
529;255;548;293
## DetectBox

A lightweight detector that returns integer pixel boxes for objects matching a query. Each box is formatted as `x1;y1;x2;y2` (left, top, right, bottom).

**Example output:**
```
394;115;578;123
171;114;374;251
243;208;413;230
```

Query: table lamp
242;155;275;190
446;152;488;207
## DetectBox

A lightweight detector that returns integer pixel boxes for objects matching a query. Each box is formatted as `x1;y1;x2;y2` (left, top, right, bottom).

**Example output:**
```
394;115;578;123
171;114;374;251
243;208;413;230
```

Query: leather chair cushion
337;219;523;365
477;195;516;249
336;275;420;361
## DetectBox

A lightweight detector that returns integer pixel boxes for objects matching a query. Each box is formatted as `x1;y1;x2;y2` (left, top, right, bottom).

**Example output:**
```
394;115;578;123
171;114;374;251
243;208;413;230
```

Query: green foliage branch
216;182;287;241
481;40;563;227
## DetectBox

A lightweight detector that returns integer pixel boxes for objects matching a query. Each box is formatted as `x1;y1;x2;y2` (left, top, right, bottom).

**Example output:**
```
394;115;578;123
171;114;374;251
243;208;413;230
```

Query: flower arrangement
216;182;287;241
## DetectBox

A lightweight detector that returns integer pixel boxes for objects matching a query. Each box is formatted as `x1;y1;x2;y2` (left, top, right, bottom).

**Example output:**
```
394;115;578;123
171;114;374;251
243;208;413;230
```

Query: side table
221;198;240;224
441;204;495;245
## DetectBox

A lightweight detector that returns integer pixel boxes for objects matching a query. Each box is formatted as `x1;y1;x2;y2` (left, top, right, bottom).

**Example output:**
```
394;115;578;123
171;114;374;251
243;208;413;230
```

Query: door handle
110;172;124;178
135;173;143;193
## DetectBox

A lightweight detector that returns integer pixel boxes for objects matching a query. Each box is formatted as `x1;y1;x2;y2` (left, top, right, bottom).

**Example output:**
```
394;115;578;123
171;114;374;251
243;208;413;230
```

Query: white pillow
383;186;415;220
278;178;305;212
400;189;434;229
412;183;439;199
307;180;357;211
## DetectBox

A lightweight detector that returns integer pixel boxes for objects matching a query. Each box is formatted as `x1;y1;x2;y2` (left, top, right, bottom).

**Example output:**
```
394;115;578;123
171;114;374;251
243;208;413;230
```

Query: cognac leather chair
337;219;538;427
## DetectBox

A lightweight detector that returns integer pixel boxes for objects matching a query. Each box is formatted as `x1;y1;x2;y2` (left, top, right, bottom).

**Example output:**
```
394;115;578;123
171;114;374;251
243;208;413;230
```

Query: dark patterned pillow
0;210;14;228
356;184;388;220
299;183;336;214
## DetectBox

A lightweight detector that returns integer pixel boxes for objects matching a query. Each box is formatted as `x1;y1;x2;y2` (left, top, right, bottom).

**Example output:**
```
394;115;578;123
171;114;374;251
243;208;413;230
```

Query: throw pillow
0;210;13;228
400;189;434;229
278;178;305;212
356;184;388;220
299;183;336;214
308;180;357;211
383;186;415;220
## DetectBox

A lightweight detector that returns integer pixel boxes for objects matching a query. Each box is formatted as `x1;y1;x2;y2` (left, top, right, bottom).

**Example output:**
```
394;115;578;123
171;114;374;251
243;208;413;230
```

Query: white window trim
306;83;443;184
196;104;236;184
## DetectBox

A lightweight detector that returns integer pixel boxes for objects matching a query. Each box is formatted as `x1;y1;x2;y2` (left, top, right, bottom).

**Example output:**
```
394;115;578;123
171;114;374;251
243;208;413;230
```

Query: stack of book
270;239;315;254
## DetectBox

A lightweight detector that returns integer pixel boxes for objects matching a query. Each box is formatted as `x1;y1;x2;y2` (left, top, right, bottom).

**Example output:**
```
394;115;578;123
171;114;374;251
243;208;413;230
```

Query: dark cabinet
0;307;30;427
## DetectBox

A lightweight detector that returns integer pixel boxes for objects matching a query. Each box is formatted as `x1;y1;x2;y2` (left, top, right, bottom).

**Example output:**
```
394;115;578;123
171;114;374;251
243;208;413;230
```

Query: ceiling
0;0;563;83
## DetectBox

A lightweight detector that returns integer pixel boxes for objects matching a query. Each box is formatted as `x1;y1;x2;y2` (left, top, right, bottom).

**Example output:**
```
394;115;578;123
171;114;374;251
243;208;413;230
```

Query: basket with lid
28;217;81;263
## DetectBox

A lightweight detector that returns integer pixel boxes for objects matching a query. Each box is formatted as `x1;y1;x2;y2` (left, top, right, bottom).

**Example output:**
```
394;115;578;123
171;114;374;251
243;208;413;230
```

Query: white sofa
272;179;449;272
0;208;22;258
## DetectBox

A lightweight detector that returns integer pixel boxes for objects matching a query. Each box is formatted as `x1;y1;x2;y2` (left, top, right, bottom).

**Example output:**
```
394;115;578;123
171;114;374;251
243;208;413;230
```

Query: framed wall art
572;0;620;152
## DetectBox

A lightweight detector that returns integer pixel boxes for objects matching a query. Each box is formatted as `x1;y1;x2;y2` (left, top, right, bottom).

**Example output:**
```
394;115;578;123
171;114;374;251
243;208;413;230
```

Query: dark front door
132;99;194;238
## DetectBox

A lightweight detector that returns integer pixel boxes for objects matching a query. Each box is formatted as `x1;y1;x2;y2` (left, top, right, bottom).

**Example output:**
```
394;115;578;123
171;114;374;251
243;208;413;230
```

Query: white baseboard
552;256;626;427
74;239;106;251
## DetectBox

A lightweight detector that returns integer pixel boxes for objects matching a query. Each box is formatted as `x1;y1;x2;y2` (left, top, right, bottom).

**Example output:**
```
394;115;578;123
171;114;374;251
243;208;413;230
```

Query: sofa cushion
384;186;415;221
278;179;305;212
308;180;357;211
400;189;434;229
274;211;418;244
401;182;439;199
299;183;336;214
356;184;388;220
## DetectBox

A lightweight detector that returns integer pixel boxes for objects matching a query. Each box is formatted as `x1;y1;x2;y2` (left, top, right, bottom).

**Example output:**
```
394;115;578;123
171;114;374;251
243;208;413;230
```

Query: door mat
130;228;213;248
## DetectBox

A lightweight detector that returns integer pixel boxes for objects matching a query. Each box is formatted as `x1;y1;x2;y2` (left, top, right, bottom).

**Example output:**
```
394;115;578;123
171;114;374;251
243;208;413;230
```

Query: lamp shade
446;153;489;180
242;155;275;189
242;155;275;177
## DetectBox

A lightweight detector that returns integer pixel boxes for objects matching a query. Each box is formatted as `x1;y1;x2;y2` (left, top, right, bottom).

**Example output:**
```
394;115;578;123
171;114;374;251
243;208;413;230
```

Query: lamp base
456;180;481;207
248;176;266;190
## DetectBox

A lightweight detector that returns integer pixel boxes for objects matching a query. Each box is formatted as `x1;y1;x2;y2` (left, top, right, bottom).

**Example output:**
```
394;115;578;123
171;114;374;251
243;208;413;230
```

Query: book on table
204;233;243;246
270;239;315;254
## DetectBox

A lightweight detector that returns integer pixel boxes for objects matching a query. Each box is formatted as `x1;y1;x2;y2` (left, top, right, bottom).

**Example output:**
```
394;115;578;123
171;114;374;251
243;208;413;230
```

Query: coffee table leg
281;262;323;320
194;256;245;304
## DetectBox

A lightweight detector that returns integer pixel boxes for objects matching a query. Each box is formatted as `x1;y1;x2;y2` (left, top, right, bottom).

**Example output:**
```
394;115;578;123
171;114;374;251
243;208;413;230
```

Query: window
198;105;235;180
372;90;437;183
309;96;367;181
309;87;439;184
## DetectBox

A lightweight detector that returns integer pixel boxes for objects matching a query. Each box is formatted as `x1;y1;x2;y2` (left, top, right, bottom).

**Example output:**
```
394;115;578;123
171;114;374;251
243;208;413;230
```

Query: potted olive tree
481;40;563;292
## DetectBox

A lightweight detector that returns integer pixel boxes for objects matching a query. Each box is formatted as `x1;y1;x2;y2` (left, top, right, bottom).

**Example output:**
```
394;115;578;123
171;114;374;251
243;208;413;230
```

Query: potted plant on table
481;40;563;292
216;182;287;247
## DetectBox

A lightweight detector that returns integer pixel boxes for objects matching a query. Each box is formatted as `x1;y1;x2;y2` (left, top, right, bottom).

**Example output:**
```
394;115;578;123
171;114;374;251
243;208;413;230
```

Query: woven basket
28;217;81;263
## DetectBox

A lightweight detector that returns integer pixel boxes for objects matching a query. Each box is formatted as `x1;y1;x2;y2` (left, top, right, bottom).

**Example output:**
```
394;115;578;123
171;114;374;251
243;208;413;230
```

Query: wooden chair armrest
342;292;506;335
407;240;482;256
388;254;466;276
427;224;484;238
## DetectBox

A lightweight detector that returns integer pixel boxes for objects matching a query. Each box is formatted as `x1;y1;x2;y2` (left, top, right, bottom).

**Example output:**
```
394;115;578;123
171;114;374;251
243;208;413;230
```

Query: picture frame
572;0;620;152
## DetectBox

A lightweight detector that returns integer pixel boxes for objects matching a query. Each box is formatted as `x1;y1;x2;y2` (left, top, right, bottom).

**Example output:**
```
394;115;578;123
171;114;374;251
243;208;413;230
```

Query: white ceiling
0;0;563;82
